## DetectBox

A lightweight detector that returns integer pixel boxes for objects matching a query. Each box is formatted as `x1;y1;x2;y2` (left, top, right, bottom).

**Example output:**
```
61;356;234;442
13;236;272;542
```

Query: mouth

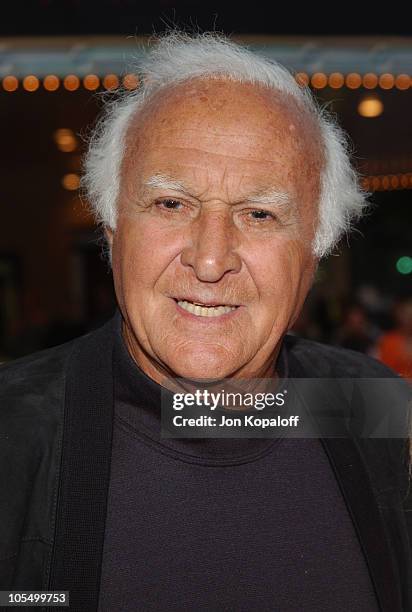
173;297;240;318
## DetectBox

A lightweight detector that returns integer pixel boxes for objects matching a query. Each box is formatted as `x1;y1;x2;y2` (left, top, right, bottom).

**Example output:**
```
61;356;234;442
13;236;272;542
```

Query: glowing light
395;74;410;90
23;75;39;92
329;72;344;89
396;256;412;275
2;75;18;91
346;73;362;89
365;172;412;191
401;174;409;188
53;128;77;153
363;73;378;89
311;73;327;89
44;75;60;91
123;74;139;90
62;173;80;191
103;74;119;90
83;74;100;90
371;176;381;191
358;96;383;118
295;72;309;87
379;73;394;90
390;175;399;189
64;75;80;91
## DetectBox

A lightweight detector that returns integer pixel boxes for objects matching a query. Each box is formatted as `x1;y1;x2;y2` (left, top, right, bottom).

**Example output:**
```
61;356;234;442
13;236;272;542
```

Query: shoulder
0;313;117;390
0;323;106;430
285;335;411;485
0;314;116;422
0;338;81;456
0;319;117;486
0;337;77;397
283;333;398;378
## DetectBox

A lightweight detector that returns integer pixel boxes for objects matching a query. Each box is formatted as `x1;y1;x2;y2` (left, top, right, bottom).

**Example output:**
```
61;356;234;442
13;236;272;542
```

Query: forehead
122;78;323;197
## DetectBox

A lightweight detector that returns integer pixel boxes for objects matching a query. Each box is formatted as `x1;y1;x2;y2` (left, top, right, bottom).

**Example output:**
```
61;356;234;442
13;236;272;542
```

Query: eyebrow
244;189;293;212
144;173;294;211
144;174;190;194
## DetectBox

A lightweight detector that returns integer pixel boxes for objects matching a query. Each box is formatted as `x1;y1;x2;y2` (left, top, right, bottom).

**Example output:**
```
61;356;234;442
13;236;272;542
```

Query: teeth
177;300;237;317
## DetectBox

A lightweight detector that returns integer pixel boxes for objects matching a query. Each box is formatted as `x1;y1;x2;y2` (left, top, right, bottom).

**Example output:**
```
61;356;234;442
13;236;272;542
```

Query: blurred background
1;1;412;377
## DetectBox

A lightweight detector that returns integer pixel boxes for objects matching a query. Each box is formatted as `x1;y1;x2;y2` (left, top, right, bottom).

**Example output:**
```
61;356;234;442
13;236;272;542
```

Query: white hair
82;31;367;258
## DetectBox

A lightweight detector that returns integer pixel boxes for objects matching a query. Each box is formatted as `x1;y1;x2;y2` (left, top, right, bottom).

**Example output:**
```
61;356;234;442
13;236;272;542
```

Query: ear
103;227;114;267
105;227;114;247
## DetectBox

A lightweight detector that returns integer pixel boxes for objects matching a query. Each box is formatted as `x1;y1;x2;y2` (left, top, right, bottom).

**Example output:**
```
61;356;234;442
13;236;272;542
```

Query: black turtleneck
98;316;378;611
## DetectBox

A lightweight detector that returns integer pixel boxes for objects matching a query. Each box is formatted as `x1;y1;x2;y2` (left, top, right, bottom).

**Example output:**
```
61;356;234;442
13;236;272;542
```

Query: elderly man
1;33;411;612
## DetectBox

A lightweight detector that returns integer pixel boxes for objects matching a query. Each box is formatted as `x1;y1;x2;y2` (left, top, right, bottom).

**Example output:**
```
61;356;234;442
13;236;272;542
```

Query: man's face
109;79;322;382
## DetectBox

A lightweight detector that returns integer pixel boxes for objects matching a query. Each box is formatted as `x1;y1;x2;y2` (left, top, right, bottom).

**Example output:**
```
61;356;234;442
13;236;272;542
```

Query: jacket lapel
289;366;404;612
48;317;115;611
321;435;403;612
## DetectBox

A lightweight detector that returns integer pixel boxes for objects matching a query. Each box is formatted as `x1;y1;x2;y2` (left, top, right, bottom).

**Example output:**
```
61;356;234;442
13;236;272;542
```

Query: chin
167;350;237;381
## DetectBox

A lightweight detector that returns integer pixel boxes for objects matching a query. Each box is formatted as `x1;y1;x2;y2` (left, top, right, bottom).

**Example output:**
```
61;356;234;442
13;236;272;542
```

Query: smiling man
1;32;411;612
110;78;322;383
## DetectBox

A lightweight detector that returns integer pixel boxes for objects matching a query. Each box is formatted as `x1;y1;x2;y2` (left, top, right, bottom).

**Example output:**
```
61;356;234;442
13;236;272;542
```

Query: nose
180;208;242;282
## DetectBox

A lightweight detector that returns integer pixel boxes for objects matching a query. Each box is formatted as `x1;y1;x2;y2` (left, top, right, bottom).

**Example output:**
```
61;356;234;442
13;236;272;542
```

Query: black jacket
1;314;411;612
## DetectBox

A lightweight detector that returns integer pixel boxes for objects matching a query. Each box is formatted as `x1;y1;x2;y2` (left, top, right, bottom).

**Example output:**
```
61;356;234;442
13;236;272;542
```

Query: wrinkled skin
107;78;323;383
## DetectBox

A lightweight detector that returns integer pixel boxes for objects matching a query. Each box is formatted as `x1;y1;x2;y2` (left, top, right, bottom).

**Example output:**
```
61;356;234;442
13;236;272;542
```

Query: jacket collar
49;316;404;612
48;316;116;612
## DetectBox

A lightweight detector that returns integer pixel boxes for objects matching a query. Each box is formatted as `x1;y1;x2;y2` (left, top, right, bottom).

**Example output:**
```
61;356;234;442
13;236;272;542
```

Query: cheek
247;240;314;308
114;220;181;292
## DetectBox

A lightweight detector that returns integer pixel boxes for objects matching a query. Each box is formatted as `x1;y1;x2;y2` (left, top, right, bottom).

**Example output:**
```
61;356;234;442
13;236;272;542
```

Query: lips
177;299;238;317
172;296;240;319
172;296;239;308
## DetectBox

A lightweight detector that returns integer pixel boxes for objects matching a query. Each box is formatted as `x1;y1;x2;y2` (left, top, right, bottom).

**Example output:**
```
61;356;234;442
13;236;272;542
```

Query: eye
249;209;276;221
156;198;183;211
